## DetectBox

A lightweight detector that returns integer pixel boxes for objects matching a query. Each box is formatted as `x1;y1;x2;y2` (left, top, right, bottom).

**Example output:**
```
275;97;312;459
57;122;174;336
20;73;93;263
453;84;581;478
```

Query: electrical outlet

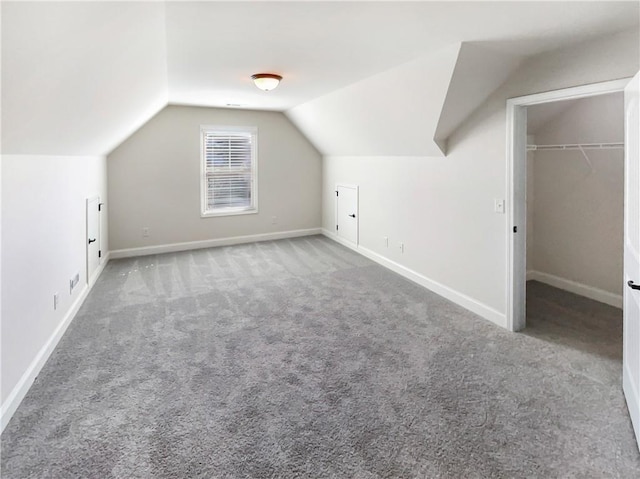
399;242;404;253
69;273;80;293
271;216;277;225
142;227;150;237
383;236;389;248
53;293;59;310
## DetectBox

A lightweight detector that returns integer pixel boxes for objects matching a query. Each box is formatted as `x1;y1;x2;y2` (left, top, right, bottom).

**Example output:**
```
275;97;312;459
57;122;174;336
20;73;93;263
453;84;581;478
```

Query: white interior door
623;72;640;449
336;185;358;245
86;196;101;283
512;105;528;332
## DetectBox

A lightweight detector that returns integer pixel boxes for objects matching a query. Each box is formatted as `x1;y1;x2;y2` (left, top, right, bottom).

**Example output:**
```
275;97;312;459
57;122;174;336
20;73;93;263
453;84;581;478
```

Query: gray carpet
1;236;638;478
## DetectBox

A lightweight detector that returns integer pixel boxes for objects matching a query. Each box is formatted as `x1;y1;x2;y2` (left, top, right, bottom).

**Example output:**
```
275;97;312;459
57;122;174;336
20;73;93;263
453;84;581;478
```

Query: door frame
505;78;632;332
622;72;640;449
86;195;101;286
335;183;359;246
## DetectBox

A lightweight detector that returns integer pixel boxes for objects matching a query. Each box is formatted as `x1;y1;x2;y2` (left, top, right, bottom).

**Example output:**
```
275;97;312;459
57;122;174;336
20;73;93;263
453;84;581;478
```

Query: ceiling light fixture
251;73;282;91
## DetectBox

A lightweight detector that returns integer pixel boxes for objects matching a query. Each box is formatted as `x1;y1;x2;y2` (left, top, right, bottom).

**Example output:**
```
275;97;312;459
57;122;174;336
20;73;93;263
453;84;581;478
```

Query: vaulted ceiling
2;1;638;156
527;92;624;138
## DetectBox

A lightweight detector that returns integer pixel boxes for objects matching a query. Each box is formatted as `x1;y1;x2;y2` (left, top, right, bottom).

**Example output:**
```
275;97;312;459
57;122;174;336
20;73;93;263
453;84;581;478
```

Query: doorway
506;75;640;449
525;92;624;308
86;195;102;285
335;184;359;246
506;78;631;331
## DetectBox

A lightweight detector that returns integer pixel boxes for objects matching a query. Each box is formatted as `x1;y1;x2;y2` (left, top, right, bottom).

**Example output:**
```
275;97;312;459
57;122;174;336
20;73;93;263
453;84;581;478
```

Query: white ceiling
2;1;168;156
527;92;625;137
434;42;524;153
287;43;461;157
527;100;579;137
2;1;638;155
166;1;640;111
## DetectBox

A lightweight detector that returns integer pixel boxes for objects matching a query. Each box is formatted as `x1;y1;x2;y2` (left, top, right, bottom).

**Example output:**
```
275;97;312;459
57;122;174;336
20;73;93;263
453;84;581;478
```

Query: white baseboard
0;255;111;433
110;228;322;259
623;363;640;450
527;270;622;308
326;230;359;250
89;252;110;286
321;229;506;329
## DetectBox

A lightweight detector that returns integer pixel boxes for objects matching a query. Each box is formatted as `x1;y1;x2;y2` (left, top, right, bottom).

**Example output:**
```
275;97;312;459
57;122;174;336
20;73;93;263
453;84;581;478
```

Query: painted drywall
165;2;639;112
320;29;638;325
434;42;523;153
527;93;624;296
286;44;460;157
1;2;168;156
526;148;536;272
108;106;321;251
6;2;634;157
1;155;108;408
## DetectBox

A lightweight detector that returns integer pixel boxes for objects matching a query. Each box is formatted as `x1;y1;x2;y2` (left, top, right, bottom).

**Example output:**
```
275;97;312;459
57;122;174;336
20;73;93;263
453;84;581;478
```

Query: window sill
201;208;258;218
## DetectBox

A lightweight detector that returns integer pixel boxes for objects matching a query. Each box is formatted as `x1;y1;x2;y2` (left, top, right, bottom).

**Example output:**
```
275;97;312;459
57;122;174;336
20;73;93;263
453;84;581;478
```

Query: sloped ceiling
286;44;461;157
1;1;638;157
164;1;640;112
434;43;524;154
527;100;578;137
527;92;624;139
1;1;168;156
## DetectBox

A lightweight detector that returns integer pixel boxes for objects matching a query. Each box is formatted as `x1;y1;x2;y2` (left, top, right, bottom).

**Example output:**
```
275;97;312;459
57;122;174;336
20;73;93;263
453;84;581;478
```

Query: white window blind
201;127;257;216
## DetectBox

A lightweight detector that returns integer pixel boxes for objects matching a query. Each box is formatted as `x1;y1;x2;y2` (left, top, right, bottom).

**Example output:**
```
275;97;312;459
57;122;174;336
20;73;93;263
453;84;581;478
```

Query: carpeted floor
1;236;638;478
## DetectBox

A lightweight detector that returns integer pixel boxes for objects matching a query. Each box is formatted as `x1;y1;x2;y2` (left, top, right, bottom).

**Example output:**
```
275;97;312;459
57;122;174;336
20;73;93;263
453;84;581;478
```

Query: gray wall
107;106;322;251
528;93;624;296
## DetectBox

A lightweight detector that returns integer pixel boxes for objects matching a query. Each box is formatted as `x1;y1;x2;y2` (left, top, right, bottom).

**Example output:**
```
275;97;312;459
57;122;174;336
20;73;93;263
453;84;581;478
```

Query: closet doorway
506;75;640;449
525;93;624;309
506;78;632;330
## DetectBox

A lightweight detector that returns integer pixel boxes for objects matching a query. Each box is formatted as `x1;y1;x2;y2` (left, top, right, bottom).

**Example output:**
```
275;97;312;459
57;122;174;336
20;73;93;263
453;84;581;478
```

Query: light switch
494;199;505;214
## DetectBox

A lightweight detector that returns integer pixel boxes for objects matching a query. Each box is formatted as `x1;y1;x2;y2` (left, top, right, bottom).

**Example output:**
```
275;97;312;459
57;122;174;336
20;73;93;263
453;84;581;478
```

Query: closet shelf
527;142;623;151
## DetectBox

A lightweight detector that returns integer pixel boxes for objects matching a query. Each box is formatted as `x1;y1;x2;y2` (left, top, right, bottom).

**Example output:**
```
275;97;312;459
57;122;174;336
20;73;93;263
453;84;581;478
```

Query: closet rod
527;142;623;151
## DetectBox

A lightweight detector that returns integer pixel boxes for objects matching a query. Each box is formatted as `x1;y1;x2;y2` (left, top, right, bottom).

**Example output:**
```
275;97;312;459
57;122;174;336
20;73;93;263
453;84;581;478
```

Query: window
201;126;257;217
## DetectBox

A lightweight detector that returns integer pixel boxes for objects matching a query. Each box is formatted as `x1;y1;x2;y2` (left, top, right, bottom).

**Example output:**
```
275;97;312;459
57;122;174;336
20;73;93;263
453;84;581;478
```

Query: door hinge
335;190;338;196
513;226;518;233
98;250;102;258
98;202;104;211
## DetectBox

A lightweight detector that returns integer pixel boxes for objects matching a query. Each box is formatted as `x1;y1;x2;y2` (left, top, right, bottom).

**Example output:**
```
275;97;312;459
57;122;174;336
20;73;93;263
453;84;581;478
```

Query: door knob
628;280;640;291
348;214;356;218
88;238;96;244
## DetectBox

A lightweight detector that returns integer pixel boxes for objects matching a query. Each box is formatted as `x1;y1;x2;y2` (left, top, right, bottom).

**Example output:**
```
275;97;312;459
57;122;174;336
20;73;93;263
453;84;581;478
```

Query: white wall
108;106;322;252
1;155;108;418
320;29;638;327
434;42;523;152
526;148;536;271
286;44;460;157
527;94;624;298
1;1;168;156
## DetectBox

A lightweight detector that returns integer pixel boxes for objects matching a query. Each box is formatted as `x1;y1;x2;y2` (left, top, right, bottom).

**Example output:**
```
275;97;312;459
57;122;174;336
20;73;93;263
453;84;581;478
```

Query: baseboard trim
321;229;506;329
326;231;359;250
89;252;110;286
110;228;323;259
623;363;640;449
527;270;622;308
0;256;111;433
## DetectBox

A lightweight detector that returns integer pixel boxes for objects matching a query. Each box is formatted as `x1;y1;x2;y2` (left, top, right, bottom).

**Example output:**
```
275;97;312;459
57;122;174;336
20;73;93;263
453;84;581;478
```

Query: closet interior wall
526;93;624;302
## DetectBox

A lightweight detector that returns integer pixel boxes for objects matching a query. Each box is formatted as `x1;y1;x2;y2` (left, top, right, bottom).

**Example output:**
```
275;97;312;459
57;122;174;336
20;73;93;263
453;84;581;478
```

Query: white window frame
200;125;258;218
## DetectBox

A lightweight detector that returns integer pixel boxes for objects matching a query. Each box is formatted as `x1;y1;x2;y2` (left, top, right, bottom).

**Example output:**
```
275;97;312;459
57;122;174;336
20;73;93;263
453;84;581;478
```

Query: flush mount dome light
251;73;282;91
